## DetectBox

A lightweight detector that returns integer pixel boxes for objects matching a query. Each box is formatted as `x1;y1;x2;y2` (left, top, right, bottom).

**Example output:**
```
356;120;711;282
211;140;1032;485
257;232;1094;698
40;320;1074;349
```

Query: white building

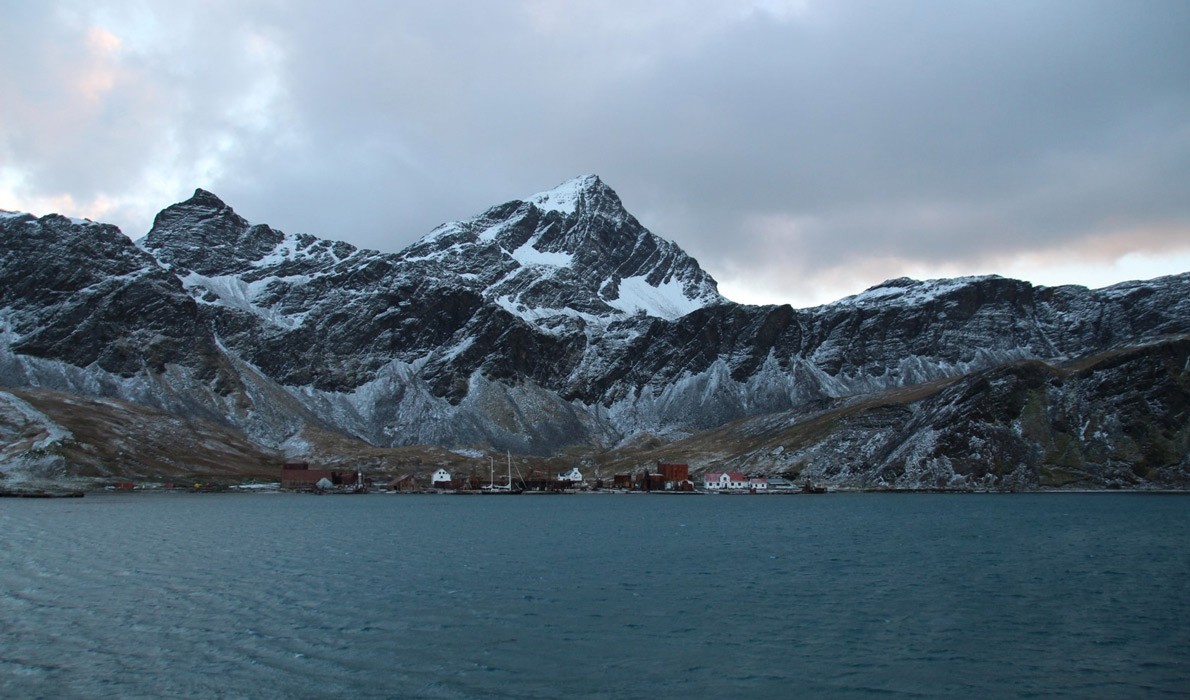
431;468;452;486
703;472;749;490
557;467;583;483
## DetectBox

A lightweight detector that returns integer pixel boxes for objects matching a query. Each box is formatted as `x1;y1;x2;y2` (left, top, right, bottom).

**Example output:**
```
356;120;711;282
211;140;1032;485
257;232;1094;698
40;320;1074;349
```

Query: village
277;460;827;495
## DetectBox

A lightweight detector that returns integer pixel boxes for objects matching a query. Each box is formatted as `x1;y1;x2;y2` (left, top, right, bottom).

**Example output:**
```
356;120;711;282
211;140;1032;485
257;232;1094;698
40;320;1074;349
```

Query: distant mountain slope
604;336;1189;490
0;388;279;491
1;177;1188;488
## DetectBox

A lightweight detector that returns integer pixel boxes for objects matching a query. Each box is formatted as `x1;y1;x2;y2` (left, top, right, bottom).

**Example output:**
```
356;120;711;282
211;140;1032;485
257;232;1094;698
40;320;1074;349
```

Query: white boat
481;453;521;494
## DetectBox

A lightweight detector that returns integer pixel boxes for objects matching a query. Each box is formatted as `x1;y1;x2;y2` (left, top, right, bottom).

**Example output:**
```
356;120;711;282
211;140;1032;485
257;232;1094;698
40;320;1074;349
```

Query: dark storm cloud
590;2;1190;279
2;0;1188;305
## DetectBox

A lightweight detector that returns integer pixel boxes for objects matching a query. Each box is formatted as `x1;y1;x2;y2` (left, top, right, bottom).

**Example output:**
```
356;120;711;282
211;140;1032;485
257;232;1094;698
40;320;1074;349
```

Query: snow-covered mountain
1;176;1188;487
403;175;724;322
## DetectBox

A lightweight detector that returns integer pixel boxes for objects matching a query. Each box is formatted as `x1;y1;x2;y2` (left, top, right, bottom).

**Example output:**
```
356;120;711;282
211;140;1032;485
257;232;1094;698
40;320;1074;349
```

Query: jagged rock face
143;189;286;275
0;212;213;378
2;178;1189;464
768;337;1190;490
140;189;487;394
669;337;1189;491
133;177;728;407
402;175;724;321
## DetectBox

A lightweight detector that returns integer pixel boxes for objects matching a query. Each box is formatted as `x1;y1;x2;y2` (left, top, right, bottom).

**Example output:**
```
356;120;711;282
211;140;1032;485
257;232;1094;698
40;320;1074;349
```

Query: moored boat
802;481;828;494
480;453;523;494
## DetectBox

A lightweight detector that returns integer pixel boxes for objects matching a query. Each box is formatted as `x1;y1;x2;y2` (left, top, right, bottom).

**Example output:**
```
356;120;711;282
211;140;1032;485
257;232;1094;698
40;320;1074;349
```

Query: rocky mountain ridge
606;336;1189;490
1;177;1187;489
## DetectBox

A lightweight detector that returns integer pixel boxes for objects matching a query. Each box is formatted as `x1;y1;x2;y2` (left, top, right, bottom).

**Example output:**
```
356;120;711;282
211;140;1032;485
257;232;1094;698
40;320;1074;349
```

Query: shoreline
9;485;1187;497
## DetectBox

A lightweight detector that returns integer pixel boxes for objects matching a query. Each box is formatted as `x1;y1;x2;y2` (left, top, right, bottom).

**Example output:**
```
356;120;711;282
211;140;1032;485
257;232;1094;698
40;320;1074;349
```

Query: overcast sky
3;0;1188;307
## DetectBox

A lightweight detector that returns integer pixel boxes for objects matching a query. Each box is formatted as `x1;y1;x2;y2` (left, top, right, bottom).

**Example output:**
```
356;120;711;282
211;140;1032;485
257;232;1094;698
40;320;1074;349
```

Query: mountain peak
401;175;723;323
187;188;228;209
145;188;238;234
146;188;244;237
525;174;621;216
140;189;284;274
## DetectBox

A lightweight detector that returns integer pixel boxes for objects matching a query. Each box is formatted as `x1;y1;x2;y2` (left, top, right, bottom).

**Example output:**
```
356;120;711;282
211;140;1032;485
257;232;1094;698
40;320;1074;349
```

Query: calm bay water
2;492;1188;698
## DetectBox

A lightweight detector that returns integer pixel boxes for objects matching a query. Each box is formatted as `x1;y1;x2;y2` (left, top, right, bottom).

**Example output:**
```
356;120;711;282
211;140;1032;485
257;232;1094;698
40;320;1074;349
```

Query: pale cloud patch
995;224;1190;290
0;168;119;223
714;212;1190;308
745;0;812;22
77;26;122;103
1;4;297;237
225;32;288;134
717;252;950;309
0;16;162;222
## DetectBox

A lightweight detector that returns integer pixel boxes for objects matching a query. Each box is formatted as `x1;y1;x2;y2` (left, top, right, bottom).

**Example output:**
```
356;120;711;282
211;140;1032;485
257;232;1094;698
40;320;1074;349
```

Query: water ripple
1;493;1188;698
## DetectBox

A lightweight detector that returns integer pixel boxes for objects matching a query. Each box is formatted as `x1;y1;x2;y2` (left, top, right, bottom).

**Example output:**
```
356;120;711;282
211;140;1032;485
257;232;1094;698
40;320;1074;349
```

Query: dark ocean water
1;492;1188;699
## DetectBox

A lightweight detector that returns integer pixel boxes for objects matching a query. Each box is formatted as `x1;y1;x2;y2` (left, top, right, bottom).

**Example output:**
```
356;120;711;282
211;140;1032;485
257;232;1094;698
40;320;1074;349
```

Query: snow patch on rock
605;275;706;320
527;175;600;215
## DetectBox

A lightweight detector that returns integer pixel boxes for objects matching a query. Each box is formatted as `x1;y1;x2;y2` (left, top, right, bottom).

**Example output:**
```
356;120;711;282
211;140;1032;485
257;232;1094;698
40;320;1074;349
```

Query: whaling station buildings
280;460;813;494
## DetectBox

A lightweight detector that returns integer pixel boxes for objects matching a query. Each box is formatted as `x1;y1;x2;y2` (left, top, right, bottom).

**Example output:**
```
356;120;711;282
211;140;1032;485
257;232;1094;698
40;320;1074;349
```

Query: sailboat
481;452;522;494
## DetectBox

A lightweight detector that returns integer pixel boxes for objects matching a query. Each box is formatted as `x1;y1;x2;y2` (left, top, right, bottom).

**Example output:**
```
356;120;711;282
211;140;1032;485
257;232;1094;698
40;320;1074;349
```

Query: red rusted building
633;471;666;491
280;462;360;490
656;463;687;481
657;462;692;487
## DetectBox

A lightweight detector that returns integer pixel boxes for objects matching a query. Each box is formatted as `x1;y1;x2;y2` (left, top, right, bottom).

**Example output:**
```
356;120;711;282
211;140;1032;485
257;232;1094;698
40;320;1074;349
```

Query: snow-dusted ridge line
527;174;601;215
0;209;100;227
834;275;1005;307
394;173;722;324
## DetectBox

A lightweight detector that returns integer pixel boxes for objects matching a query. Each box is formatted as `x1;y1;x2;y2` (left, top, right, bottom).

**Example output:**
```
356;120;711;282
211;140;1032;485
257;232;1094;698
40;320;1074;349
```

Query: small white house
557;467;583;482
748;477;769;490
703;472;749;490
431;468;452;486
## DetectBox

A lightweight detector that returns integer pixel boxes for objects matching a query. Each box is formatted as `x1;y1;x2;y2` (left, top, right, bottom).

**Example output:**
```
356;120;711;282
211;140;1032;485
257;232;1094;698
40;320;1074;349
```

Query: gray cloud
2;0;1188;306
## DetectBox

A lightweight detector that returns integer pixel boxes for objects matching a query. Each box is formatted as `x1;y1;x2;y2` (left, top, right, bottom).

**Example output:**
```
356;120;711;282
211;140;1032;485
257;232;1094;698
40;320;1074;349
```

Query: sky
2;0;1188;308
